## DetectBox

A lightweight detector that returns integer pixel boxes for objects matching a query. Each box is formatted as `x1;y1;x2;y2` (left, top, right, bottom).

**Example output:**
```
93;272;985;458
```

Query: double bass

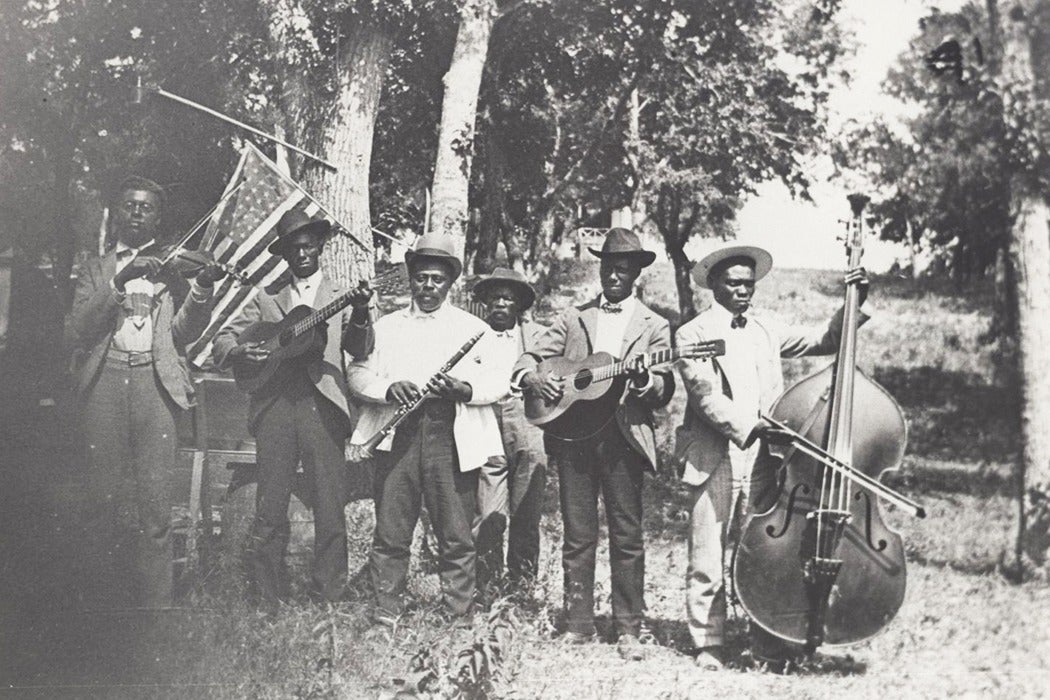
732;194;925;653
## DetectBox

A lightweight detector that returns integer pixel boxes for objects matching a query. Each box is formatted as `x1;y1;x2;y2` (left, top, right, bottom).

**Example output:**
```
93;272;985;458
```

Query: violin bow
761;413;926;518
158;180;246;267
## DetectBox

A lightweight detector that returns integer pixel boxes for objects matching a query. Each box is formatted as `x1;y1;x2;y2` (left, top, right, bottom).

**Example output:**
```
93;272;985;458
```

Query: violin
150;242;250;284
731;194;924;654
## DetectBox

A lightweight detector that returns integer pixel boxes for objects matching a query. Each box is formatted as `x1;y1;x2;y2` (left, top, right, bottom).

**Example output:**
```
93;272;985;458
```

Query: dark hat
403;232;463;280
471;267;536;311
588;228;657;267
267;209;331;256
691;243;773;289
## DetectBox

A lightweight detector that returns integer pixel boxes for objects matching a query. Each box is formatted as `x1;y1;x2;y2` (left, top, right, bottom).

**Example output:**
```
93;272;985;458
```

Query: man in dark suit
66;175;224;609
513;229;675;659
212;210;365;606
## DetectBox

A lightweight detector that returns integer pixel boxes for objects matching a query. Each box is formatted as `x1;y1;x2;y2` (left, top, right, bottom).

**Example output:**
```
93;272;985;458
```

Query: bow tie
494;329;515;338
600;302;623;314
731;315;748;329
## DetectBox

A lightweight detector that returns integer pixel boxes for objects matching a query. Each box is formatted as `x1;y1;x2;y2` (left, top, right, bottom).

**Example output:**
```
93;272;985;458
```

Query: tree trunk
301;21;392;287
428;0;496;262
999;0;1050;574
474;126;505;274
669;245;697;324
52;135;76;310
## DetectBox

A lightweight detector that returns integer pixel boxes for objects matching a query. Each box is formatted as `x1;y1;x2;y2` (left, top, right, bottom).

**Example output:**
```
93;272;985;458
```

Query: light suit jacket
212;272;355;435
673;304;868;486
512;296;675;470
65;250;212;410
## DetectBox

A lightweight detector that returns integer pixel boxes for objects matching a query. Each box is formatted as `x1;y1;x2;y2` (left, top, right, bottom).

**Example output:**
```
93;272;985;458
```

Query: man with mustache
346;233;507;624
66;175;225;609
513;228;675;660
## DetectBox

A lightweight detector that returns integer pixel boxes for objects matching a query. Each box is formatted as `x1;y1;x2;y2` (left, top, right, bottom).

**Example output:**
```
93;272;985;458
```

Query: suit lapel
577;298;601;355
274;278;294;316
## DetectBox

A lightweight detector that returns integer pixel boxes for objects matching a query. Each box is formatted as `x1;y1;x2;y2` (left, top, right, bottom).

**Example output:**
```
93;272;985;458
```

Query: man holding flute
346;233;507;624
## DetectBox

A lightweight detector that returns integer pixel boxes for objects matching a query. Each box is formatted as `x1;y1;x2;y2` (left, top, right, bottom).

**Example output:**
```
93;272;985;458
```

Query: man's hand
521;370;564;403
748;416;794;447
229;342;270;365
348;280;374;324
845;266;870;305
625;353;652;389
113;255;162;291
386;380;422;407
427;372;472;402
195;256;227;286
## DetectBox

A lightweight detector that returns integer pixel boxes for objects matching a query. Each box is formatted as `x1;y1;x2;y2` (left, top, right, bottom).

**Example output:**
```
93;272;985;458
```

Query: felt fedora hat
403;232;463;280
471;267;536;311
588;228;657;267
691;243;773;289
267;209;331;255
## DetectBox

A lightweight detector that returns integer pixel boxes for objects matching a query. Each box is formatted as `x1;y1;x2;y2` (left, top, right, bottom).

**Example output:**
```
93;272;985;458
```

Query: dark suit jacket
65;250;212;410
512;296;675;470
211;272;355;435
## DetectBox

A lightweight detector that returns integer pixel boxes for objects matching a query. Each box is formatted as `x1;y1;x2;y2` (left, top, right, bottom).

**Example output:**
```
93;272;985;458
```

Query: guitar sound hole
573;370;593;391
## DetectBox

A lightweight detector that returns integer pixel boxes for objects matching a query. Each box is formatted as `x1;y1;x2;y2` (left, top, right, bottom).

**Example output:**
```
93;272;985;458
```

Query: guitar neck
291;290;355;337
590;346;696;383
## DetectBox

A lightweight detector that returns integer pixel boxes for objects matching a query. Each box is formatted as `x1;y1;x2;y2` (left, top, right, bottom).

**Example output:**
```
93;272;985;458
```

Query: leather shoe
694;646;725;670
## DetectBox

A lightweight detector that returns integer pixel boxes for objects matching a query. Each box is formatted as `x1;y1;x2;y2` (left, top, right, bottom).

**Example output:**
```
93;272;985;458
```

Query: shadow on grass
873;365;1018;468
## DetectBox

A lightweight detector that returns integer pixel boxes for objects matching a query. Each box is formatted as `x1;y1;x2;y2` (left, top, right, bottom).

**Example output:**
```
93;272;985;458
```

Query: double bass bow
732;194;924;654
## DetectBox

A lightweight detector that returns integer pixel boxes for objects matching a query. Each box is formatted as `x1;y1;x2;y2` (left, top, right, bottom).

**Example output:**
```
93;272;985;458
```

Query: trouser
251;374;350;604
686;445;778;649
475;396;546;587
370;399;478;617
555;423;646;636
80;354;177;609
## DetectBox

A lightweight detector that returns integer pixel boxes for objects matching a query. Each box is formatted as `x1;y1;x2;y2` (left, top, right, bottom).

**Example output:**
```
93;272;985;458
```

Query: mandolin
524;340;725;440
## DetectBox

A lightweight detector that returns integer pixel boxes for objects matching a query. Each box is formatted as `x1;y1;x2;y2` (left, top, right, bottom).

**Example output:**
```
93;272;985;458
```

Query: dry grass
2;261;1047;698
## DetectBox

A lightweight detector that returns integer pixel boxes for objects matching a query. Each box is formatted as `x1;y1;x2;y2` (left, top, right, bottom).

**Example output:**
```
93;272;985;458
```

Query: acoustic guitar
524;340;725;440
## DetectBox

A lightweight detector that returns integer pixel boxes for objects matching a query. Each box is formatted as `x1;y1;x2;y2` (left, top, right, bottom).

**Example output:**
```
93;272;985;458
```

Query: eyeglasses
121;200;157;214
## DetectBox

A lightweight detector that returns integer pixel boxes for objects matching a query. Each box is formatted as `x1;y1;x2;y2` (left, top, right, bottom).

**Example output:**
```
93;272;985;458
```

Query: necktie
731;315;747;329
600;302;622;314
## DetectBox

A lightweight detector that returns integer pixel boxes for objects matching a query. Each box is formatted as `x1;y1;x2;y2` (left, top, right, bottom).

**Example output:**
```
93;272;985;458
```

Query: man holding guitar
212;210;366;606
513;228;675;660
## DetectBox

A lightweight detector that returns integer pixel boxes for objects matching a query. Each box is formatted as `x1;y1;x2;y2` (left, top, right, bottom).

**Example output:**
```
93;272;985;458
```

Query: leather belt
106;347;154;367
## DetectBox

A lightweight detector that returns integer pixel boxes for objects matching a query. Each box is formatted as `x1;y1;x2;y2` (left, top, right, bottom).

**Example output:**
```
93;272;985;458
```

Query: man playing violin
345;233;507;624
66;175;226;609
212;209;363;607
673;243;869;670
512;228;675;660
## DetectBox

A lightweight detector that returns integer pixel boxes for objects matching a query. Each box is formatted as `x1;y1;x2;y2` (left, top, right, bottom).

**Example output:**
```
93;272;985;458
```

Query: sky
686;0;967;271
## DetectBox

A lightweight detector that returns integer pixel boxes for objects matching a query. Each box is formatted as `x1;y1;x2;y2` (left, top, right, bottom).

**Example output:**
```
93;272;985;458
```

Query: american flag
187;144;320;367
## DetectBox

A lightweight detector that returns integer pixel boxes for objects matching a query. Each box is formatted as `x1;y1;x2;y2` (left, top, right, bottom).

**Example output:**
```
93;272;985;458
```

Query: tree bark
999;0;1050;573
428;0;496;263
301;21;391;288
52;134;76;309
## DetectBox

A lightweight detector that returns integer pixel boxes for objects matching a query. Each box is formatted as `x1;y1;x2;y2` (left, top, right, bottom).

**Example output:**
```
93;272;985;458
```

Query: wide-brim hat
588;227;656;267
267;209;331;255
471;267;536;311
403;232;463;280
691;243;773;289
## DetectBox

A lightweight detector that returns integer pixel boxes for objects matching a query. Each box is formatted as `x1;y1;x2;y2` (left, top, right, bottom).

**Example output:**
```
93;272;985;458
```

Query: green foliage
836;2;1050;280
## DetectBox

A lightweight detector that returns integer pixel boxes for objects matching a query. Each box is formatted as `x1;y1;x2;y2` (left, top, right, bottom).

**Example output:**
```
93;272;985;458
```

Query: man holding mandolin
212;209;365;607
513;228;675;660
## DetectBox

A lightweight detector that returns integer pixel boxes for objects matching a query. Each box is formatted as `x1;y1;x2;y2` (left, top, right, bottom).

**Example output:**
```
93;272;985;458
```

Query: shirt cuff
110;279;126;301
511;368;532;390
189;280;214;302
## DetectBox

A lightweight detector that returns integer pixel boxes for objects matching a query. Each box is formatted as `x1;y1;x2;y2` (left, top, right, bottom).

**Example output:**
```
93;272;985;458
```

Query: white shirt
710;303;762;481
489;323;525;399
346;302;508;472
112;240;156;351
290;269;323;309
593;294;637;358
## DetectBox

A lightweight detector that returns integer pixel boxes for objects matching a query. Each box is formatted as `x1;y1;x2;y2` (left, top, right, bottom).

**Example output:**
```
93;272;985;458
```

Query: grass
1;261;1047;698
